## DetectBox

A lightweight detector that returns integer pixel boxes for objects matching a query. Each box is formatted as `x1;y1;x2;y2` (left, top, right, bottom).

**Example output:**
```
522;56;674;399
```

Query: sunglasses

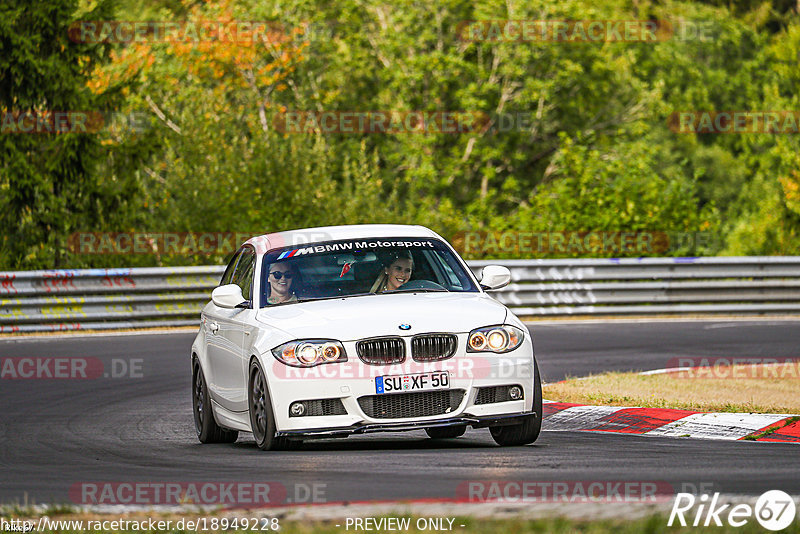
269;271;293;280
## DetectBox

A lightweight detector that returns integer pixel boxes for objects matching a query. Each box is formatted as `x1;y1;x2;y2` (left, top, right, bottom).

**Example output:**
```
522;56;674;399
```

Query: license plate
375;371;449;394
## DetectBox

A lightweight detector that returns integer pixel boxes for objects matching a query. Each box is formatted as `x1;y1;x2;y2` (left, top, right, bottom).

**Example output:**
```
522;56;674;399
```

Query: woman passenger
370;252;413;293
266;261;298;304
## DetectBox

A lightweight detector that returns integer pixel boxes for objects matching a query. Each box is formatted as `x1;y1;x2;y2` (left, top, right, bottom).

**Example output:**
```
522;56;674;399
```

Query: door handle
209;322;219;334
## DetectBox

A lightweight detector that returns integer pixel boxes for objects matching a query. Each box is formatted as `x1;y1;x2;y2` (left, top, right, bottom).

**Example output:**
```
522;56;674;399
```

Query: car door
203;249;240;401
204;246;254;413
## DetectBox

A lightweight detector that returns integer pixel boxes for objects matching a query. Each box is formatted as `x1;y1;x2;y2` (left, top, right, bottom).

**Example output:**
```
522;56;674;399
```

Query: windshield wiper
383;288;448;294
285;289;448;305
294;292;375;303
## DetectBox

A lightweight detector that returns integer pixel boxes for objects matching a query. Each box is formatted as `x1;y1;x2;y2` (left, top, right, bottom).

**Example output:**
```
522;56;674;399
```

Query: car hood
255;292;507;341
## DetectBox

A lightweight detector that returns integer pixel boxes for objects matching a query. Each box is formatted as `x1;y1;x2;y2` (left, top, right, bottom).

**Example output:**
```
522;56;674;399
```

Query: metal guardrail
468;257;800;316
2;257;800;333
0;267;223;333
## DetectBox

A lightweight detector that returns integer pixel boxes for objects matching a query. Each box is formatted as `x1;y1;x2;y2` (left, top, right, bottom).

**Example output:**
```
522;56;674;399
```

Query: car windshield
260;237;479;307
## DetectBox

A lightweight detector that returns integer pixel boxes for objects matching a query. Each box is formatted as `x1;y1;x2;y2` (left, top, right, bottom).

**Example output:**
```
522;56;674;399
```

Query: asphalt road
1;320;799;507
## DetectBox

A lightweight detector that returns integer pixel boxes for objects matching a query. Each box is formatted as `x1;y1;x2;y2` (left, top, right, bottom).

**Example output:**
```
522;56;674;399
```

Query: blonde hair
370;252;414;293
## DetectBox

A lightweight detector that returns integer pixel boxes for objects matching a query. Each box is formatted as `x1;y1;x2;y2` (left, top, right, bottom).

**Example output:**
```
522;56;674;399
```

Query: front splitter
276;412;536;440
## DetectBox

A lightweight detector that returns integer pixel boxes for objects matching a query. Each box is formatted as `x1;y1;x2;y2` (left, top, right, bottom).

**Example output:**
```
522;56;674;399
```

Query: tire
426;425;467;439
192;359;238;444
248;359;292;451
489;360;543;446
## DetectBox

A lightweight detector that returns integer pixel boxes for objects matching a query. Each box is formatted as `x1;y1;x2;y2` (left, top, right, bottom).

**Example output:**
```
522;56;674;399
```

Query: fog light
290;402;306;417
508;386;523;400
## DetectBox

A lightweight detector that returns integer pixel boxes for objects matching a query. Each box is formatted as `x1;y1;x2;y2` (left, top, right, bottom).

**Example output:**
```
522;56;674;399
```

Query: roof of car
244;224;441;253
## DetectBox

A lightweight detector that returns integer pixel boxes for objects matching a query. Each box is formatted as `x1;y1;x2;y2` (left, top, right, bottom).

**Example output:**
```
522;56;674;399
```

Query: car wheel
425;425;467;439
489;360;543;446
193;359;239;444
248;359;289;451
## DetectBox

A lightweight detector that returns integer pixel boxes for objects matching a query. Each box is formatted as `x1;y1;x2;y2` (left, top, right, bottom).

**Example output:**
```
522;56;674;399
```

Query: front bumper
263;334;538;435
276;412;536;439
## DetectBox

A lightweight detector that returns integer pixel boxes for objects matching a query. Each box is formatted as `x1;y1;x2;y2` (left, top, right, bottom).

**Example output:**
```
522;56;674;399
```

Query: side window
232;247;256;302
220;250;242;286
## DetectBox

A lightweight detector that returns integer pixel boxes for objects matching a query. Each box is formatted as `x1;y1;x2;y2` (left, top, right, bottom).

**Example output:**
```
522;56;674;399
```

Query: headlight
272;339;348;367
467;325;525;353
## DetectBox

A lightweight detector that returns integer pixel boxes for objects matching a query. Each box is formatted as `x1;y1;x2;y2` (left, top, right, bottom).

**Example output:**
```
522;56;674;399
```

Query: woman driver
266;261;298;304
370;251;413;293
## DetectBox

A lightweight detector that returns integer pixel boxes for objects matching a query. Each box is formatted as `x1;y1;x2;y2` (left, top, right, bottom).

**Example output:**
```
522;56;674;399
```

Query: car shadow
227;432;543;453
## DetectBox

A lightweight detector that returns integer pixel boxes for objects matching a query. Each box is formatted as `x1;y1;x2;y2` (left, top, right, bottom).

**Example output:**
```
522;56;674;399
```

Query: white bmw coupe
191;225;542;450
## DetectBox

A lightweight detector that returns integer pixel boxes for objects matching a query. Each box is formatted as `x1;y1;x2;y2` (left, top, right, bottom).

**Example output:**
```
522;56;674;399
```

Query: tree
0;0;146;269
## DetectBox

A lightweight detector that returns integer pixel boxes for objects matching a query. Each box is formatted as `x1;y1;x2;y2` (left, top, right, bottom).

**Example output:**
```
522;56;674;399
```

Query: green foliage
0;0;153;268
2;0;800;269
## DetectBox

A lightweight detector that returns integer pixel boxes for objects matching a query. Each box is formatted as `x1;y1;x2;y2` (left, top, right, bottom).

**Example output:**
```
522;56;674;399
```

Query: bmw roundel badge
398;324;411;331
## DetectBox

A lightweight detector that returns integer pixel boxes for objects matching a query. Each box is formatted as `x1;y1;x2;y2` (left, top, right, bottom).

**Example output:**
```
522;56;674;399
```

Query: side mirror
212;284;247;309
479;265;511;290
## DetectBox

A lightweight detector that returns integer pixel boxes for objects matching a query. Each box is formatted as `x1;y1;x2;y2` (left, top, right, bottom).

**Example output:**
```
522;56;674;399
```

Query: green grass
0;502;75;517
544;364;800;414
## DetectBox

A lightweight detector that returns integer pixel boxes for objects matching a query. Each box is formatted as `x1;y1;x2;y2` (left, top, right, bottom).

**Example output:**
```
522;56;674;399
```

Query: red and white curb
542;401;800;443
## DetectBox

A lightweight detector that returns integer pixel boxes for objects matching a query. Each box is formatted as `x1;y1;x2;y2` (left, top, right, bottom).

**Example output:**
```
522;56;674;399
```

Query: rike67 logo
669;490;797;531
